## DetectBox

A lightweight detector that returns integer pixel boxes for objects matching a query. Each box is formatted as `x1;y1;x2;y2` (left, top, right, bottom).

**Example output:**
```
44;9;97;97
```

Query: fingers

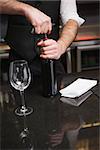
34;20;52;34
49;132;64;147
27;6;52;34
37;39;61;59
40;21;52;34
34;13;52;34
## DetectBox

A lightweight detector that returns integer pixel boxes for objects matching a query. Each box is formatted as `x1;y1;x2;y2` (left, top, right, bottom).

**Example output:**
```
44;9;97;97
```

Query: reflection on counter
0;68;99;150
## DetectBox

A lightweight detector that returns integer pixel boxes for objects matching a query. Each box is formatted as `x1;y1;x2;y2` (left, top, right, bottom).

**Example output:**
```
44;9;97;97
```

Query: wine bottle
41;34;58;97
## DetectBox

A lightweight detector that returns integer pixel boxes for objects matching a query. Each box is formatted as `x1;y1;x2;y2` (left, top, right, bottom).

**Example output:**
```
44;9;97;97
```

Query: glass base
15;106;33;116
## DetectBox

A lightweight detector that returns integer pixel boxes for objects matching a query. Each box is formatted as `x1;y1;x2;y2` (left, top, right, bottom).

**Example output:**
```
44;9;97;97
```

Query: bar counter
0;69;99;150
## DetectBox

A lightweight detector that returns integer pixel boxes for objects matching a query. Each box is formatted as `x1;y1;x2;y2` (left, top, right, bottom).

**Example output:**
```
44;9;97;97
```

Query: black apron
5;0;65;76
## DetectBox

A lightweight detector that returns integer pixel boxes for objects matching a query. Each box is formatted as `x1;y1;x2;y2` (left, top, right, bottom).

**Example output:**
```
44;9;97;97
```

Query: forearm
0;0;52;34
57;19;79;55
0;0;28;15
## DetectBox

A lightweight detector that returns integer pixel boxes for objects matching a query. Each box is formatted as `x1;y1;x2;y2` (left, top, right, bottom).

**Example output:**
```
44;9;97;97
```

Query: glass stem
20;90;26;108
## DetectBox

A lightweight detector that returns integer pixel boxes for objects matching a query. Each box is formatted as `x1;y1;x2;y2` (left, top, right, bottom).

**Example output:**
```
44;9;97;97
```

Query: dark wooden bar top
0;69;99;150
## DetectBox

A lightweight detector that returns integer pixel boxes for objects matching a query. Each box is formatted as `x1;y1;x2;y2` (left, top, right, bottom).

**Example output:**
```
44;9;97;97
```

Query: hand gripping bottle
41;34;58;97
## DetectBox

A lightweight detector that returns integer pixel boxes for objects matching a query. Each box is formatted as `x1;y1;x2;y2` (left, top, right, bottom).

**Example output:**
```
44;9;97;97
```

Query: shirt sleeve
60;0;85;26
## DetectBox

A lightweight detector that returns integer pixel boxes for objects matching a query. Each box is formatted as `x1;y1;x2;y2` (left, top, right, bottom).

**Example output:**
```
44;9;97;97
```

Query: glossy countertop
0;69;99;150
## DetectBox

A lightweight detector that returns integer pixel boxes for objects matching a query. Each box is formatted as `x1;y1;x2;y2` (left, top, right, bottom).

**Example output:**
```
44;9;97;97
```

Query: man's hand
0;0;52;34
48;130;64;147
37;19;78;60
37;39;66;60
24;6;52;34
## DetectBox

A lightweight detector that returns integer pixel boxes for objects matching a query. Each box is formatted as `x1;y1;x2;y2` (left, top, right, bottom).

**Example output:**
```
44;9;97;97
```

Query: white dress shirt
60;0;85;26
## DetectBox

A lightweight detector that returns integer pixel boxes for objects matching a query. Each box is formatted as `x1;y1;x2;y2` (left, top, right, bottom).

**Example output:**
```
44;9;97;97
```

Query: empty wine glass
9;60;33;116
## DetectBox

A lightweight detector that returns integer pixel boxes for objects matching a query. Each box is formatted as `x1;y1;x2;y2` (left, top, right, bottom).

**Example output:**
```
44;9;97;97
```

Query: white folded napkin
60;78;97;98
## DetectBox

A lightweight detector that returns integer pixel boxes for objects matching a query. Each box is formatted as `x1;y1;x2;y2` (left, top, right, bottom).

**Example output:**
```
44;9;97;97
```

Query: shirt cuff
62;15;85;26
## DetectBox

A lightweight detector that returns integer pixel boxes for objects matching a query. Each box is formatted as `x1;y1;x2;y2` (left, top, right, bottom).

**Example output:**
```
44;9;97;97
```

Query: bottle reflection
17;115;34;150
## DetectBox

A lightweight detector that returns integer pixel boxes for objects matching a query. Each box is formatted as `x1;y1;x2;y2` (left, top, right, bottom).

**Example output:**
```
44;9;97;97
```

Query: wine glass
9;60;33;116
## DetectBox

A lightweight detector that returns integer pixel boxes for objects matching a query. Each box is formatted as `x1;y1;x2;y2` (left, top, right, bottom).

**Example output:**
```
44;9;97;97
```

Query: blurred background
61;0;100;73
77;0;99;41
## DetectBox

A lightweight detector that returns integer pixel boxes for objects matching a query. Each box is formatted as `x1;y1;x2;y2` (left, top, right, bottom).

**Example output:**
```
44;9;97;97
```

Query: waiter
0;0;84;76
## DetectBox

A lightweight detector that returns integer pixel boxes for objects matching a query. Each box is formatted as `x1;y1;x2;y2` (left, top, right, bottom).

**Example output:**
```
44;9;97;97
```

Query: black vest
5;0;61;61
